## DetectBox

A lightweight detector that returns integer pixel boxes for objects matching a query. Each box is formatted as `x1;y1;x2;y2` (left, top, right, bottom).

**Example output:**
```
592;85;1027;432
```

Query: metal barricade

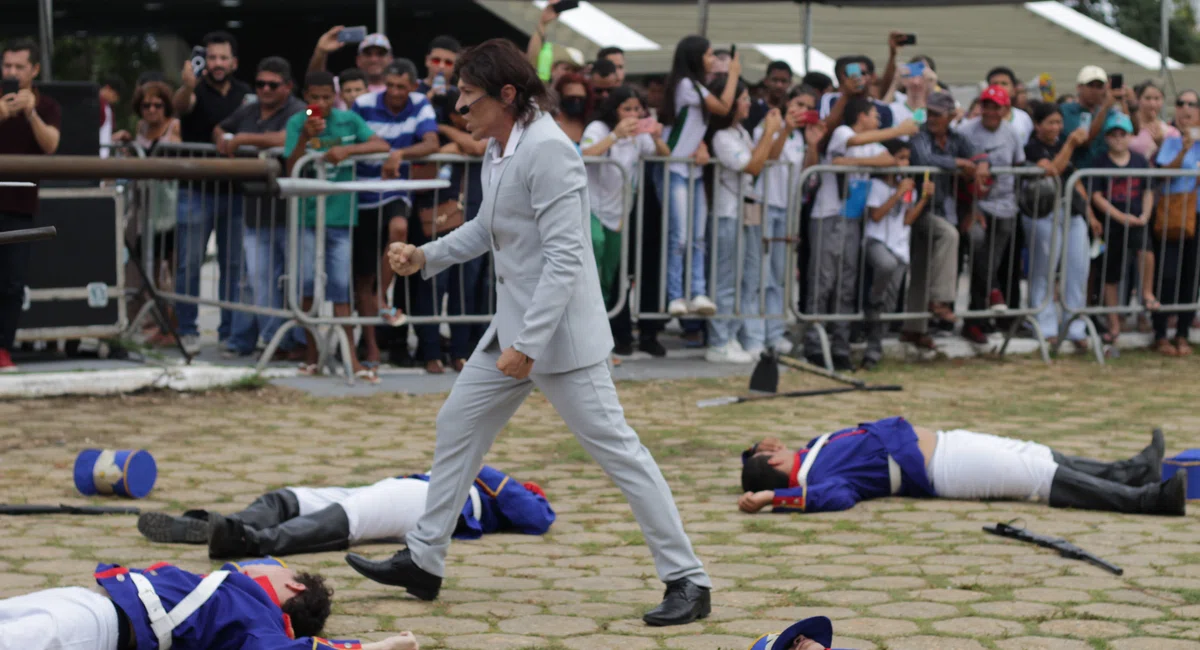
1061;166;1200;364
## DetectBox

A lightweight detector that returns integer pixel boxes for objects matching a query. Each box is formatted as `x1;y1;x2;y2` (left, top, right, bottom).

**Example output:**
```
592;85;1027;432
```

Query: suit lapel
485;116;541;249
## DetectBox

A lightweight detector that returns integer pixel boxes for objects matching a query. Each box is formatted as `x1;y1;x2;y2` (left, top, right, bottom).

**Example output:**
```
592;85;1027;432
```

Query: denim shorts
301;227;352;303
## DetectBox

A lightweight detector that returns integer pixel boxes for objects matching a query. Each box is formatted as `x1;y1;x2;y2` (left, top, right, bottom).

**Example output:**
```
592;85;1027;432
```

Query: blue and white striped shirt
352;90;439;209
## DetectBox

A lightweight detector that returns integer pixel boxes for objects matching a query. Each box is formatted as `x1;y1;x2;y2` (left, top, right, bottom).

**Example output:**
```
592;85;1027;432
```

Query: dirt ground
3;352;1200;650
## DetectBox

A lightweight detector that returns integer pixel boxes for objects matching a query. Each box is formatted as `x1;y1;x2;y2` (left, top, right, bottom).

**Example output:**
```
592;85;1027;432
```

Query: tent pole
38;0;54;81
698;0;709;37
803;1;812;74
377;0;386;35
1160;0;1170;77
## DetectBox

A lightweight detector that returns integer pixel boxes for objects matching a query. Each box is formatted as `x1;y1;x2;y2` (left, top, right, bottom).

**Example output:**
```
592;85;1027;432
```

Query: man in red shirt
0;38;60;372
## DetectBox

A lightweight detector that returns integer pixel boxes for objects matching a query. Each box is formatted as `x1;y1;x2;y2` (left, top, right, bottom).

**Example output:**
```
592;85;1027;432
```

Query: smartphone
902;61;925;78
337;26;367;43
190;45;207;78
635;116;657;135
800;110;820;126
730;44;737;58
898;33;917;46
306;103;324;119
553;0;581;13
846;63;863;79
1110;73;1124;90
0;78;18;96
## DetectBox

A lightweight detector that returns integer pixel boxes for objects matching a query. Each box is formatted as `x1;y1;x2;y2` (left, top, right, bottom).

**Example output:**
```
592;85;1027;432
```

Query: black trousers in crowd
0;212;33;352
1152;234;1200;342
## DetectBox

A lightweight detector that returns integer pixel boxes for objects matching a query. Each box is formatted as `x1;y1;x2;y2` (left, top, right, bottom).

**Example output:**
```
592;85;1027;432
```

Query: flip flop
298;363;320;376
1144;295;1162;311
354;368;381;384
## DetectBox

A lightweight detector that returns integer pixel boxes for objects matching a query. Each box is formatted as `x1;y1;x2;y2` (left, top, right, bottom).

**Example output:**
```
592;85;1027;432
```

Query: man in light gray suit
345;39;713;627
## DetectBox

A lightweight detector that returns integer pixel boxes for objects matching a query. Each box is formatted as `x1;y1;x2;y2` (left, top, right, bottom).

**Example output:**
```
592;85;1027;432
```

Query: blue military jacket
407;465;556;539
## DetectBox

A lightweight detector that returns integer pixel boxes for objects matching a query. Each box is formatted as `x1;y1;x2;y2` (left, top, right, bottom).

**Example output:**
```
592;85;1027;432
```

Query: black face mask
561;97;587;117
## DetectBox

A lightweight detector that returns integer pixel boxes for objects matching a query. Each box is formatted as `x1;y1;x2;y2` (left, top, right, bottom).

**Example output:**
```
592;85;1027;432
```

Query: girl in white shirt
705;77;785;364
581;86;671;352
659;35;741;318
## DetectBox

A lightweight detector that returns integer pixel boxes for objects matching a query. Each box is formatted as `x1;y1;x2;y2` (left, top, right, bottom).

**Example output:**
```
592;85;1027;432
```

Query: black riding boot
229;489;302;529
1051;429;1165;487
209;504;351;559
1048;465;1186;516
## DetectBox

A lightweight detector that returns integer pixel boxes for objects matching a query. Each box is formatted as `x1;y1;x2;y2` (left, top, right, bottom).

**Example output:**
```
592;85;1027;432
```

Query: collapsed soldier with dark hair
738;417;1184;516
0;556;420;650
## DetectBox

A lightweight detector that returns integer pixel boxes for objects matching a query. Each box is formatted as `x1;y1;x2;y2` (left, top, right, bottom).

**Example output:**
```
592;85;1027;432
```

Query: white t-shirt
753;125;806;209
811;125;886;219
711;125;762;220
957;109;1033;147
889;101;917;142
99;103;114;159
662;79;710;178
865;178;913;264
581;120;657;230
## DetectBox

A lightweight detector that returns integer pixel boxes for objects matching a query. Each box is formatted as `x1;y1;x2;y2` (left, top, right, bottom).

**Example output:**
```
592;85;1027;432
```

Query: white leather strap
468;485;482;521
129;570;230;650
888;455;902;495
795;432;834;511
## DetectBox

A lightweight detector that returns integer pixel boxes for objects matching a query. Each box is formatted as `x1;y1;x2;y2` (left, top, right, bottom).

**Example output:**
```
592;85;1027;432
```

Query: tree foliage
51;34;163;131
1067;0;1200;64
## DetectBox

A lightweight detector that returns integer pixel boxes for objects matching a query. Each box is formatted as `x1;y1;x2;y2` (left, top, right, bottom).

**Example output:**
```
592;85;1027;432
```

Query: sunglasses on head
428;56;454;66
1178;100;1199;108
141;101;164;110
255;80;283;90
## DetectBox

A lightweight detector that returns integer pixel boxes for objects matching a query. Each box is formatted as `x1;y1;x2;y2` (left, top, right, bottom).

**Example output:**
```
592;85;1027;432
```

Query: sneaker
964;324;989;345
771;338;794;355
0;348;15;373
705;341;754;364
668;298;689;317
989;289;1008;311
180;335;201;355
690;295;717;316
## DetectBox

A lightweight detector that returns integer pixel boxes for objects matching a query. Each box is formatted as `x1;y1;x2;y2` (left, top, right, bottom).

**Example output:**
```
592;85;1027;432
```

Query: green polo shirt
284;108;377;228
1060;101;1116;168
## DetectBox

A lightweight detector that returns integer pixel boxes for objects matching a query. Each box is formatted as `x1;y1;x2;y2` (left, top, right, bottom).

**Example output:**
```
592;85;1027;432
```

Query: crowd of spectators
1;0;1197;374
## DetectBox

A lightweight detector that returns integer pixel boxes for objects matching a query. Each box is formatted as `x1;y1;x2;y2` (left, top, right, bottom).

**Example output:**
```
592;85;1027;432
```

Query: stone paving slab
3;353;1200;649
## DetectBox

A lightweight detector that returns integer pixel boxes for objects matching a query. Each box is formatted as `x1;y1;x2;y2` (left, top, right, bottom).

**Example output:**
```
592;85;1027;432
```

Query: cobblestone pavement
3;353;1200;649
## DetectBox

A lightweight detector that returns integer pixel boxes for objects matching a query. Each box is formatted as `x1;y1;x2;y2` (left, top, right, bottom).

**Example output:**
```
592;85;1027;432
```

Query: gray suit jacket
420;112;613;374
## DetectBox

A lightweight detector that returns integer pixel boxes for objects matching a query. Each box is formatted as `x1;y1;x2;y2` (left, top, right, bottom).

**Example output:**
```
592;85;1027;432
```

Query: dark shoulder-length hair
591;84;644;130
1028;100;1061;125
454;38;552;126
132;81;176;119
705;75;746;135
553;72;595;122
662;35;711;127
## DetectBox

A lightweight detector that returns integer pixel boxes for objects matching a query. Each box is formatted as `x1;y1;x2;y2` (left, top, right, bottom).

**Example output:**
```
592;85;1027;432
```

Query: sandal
1143;294;1162;311
1175;338;1193;357
425;359;445;374
298;363;320;376
929;302;957;323
1101;332;1119;345
354;368;381;384
1155;339;1180;357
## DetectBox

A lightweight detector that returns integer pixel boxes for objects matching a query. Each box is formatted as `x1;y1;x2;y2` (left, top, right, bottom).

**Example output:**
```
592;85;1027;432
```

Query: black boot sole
138;512;209;544
345;553;441;601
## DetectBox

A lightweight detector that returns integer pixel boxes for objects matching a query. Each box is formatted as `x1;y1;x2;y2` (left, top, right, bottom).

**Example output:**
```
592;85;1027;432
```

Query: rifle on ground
0;504;140;516
984;520;1122;575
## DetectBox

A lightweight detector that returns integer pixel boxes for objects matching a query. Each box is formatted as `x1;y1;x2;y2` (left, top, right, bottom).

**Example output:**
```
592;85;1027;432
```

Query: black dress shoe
638;338;667;357
345;548;442;601
613;341;635;356
642;578;711;626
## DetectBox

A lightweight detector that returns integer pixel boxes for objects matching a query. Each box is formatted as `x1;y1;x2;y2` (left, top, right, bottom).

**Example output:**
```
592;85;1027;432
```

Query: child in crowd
284;71;390;382
339;68;370;108
706;77;784;363
863;140;933;369
581;86;671;360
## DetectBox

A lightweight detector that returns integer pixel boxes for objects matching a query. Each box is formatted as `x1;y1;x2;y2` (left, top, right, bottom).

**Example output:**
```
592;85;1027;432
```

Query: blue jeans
238;226;305;354
709;218;761;348
662;171;708;301
742;205;788;348
411;257;487;362
1022;213;1089;341
301;227;353;303
174;189;249;343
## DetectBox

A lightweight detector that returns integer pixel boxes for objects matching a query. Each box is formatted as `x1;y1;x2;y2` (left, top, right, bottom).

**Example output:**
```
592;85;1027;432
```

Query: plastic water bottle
432;72;446;96
537;42;554;82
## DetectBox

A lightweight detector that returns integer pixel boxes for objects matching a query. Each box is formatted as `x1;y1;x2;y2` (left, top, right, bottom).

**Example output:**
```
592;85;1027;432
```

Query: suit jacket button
498;276;505;284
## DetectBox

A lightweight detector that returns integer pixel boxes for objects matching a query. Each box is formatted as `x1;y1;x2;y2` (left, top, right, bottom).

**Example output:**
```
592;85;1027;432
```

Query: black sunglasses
255;80;283;90
140;101;164;110
1178;100;1199;108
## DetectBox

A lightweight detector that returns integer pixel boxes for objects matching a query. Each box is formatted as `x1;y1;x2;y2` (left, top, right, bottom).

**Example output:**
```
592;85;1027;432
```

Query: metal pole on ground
698;0;709;37
38;0;54;81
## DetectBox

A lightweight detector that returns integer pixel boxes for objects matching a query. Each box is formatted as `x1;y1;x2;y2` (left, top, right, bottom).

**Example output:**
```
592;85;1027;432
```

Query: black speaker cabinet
34;80;101;188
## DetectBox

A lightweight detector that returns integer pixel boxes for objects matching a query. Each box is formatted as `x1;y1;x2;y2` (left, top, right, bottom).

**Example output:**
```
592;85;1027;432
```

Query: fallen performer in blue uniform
739;417;1185;516
0;556;420;650
137;465;554;559
750;615;846;650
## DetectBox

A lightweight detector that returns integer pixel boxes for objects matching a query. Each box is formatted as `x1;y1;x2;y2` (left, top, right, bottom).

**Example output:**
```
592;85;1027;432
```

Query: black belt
112;600;136;650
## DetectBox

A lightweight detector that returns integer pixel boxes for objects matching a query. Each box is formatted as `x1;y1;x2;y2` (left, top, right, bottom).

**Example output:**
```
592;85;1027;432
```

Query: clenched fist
387;242;425;276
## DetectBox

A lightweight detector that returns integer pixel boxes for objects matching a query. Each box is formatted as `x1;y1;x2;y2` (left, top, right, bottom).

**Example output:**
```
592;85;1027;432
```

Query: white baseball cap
359;33;392;54
1077;65;1107;85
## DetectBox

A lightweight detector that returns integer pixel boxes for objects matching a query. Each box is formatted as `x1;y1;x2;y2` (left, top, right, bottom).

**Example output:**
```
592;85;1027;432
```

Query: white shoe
705;341;755;364
772;338;794;355
668;298;689;317
743;346;766;361
180;335;201;355
690;295;717;316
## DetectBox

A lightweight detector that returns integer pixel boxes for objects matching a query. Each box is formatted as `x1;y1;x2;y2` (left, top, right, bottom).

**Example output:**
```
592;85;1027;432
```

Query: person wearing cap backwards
751;615;845;650
309;27;394;109
0;556;421;650
1061;65;1129;166
738;416;1185;517
136;465;554;561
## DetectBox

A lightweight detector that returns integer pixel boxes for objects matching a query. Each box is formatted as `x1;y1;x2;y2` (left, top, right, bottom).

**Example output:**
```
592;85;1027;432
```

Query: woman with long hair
553;72;593;145
703;76;784;363
581;86;670;358
1130;80;1178;160
114;81;181;150
1022;101;1091;349
660;35;741;318
1151;89;1200;356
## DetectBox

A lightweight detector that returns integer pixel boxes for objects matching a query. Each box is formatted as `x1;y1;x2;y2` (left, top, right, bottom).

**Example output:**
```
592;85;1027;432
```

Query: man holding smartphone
0;39;60;372
1061;65;1127;167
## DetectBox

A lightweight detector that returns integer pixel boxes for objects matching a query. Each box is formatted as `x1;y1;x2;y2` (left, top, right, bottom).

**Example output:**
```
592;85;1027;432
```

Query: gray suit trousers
405;344;712;588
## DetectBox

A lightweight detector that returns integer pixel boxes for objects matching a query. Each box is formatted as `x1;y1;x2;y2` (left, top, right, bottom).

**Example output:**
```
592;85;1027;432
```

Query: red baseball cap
980;84;1011;107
